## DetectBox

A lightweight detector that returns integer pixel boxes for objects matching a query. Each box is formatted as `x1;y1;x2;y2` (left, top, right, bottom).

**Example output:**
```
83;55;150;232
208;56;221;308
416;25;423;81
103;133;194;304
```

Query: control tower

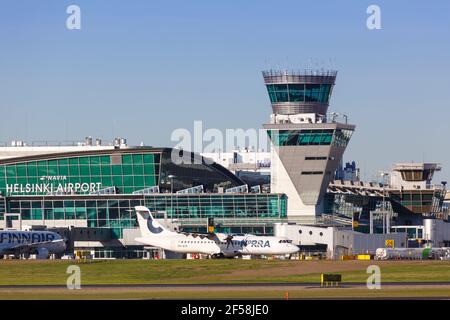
262;70;355;222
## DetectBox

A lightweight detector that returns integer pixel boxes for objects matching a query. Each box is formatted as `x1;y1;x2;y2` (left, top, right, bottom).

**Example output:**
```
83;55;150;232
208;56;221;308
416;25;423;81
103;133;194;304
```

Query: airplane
0;230;66;259
134;206;299;258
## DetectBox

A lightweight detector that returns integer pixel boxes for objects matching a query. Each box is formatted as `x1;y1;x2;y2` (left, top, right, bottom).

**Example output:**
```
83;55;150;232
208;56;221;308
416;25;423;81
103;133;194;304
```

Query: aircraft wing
177;230;240;243
179;231;218;240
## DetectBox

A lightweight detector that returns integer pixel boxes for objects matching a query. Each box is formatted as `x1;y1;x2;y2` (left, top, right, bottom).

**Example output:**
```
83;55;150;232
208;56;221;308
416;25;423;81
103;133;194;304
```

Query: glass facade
267;129;352;147
325;188;446;230
399;169;434;182
389;190;444;214
0;149;244;196
158;149;243;193
0;148;287;240
145;194;287;220
0;153;160;196
3;194;287;239
266;83;332;103
324;193;394;233
6;197;141;239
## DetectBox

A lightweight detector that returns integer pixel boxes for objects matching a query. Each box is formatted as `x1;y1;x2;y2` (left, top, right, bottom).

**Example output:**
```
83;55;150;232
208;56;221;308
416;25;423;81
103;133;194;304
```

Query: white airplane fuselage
134;206;299;257
136;233;298;257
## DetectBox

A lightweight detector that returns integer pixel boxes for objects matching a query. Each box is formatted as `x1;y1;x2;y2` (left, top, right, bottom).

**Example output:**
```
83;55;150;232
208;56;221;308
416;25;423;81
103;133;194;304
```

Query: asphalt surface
1;282;450;289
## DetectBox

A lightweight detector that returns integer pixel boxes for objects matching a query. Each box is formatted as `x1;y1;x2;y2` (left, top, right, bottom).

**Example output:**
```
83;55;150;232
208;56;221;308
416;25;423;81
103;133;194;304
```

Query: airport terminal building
1;69;448;258
0;145;288;257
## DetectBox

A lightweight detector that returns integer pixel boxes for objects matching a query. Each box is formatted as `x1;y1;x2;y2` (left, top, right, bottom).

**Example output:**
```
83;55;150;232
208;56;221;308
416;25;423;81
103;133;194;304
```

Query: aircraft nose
289;244;299;254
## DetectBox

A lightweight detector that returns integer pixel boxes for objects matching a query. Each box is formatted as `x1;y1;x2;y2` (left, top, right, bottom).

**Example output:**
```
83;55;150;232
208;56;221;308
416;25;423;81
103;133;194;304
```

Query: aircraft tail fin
135;206;172;237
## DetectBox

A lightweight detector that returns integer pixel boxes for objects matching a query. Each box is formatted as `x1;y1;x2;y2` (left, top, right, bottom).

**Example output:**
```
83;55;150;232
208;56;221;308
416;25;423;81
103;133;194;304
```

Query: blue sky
0;0;449;181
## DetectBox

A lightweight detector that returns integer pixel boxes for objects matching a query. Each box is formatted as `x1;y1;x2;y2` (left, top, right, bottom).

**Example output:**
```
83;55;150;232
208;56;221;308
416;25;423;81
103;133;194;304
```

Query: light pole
380;172;390;234
168;175;176;221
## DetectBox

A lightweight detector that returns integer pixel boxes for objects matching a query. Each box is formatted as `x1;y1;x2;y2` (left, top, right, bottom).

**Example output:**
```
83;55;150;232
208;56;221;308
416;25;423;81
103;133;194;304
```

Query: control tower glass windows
305;84;320;102
400;170;426;182
268;129;352;147
319;84;331;103
332;129;353;147
288;84;305;102
266;84;332;103
273;84;289;102
267;129;334;146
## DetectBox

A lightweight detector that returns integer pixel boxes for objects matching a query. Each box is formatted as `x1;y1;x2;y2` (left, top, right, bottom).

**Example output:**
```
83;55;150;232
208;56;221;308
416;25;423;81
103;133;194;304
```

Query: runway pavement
1;281;450;289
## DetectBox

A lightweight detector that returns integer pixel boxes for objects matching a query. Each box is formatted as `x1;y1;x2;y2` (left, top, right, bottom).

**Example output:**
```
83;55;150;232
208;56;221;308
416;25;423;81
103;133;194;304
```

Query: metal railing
262;69;338;77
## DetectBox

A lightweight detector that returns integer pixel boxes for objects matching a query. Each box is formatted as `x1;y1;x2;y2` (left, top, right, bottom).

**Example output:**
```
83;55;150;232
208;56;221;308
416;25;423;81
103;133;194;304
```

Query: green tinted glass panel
122;187;134;194
113;176;123;186
122;155;132;164
16;165;26;176
144;165;154;175
31;208;42;220
87;208;97;219
0;176;6;187
65;208;76;219
79;166;90;175
101;165;112;175
101;176;112;186
143;154;154;164
58;165;69;176
134;176;144;187
48;166;58;175
122;165;133;175
123;176;133;186
112;165;122;175
79;157;89;165
44;209;53;220
100;156;110;165
37;164;47;176
54;208;65;219
133;165;143;175
132;154;143;164
90;166;101;175
69;166;79;176
76;208;87;219
7;177;16;184
90;156;100;165
6;166;16;175
144;175;156;186
26;164;37;176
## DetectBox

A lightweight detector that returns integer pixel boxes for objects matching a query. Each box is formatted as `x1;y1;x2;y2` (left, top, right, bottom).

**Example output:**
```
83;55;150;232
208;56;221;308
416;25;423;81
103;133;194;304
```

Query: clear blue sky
0;0;449;182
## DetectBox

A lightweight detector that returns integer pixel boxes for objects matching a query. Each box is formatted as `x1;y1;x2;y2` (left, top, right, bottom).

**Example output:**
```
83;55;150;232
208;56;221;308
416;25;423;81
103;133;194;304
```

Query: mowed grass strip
0;260;449;285
221;262;450;283
0;259;287;285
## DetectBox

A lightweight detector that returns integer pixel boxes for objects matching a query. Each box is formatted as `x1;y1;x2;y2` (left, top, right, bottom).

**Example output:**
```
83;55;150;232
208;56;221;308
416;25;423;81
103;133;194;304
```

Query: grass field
0;259;449;299
0;259;450;285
